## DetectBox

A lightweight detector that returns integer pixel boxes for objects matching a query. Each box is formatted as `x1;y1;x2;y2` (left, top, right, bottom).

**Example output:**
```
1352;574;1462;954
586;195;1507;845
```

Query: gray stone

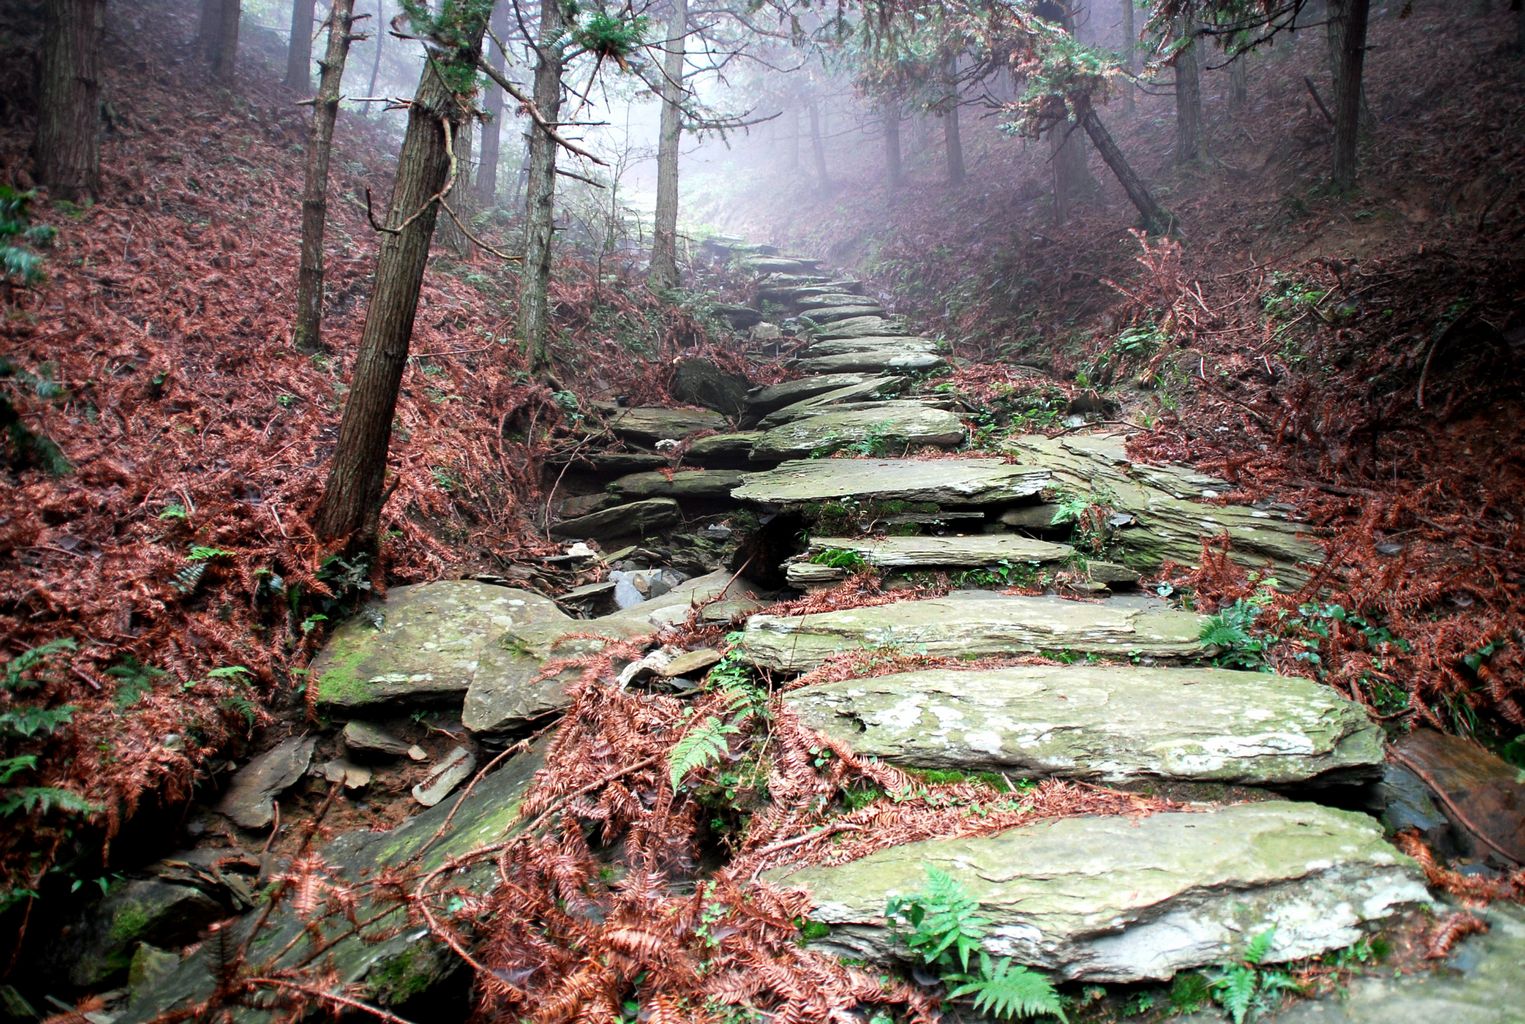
121;746;549;1022
217;736;317;829
412;746;475;807
710;304;762;329
999;504;1065;530
756;380;907;428
813;316;910;339
311;581;568;711
558;491;621;518
799;305;891;324
750;404;965;460
342;721;413;759
766;801;1428;982
1005;434;1321;584
463;571;765;734
608;469;746;500
793;349;945;375
603;406;729;446
321;758;373;789
740;593;1206;673
559;451;669;474
66;878;223;987
734;457;1049;507
549;498;682;541
747;374;878;417
803;335;939;358
670;357;752;417
787;664;1384;784
802;534;1075;569
686;432;764;464
128;944;180;1002
653;648;723;679
740;255;819;273
795;293;884;310
1262;904;1525;1024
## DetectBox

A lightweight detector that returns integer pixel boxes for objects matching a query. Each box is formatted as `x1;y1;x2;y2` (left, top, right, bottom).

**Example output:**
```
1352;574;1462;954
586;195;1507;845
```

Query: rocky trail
61;245;1523;1024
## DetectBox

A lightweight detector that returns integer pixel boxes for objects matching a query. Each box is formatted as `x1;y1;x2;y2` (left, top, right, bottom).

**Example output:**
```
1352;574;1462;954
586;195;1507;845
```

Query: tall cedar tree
285;0;316;90
1328;0;1371;189
293;0;362;353
941;52;966;185
198;0;241;84
647;0;689;291
518;0;567;372
35;0;105;202
314;0;493;545
1174;15;1203;163
475;1;511;204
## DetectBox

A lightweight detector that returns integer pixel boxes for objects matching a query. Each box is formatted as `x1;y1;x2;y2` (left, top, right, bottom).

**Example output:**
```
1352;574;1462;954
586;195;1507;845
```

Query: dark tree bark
313;10;492;546
806;96;829;190
475;1;509;205
1050;120;1097;225
200;0;241;84
1229;55;1248;112
882;98;903;186
36;0;105;202
1328;0;1371;189
284;0;315;91
1080;107;1171;234
647;0;688;292
293;0;359;354
1120;0;1136;111
1174;16;1203;163
941;54;966;185
517;0;566;373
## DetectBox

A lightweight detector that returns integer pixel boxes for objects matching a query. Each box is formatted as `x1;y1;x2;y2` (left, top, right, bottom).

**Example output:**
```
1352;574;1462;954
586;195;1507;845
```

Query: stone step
608;468;746;500
745;373;891;417
733;457;1048;507
739;255;821;274
798;304;890;324
762;397;957;429
758;282;865;303
813;316;911;339
794;293;883;310
601;405;730;446
801;534;1076;568
685;431;763;466
794;349;945;375
750;403;965;461
549;497;680;541
765;801;1428;983
786;664;1385;785
802;335;938;358
756;383;911;429
740;593;1207;672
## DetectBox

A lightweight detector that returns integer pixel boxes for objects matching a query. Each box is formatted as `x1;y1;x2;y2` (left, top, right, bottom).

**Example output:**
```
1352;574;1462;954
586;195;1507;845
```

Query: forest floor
0;0;1523;1019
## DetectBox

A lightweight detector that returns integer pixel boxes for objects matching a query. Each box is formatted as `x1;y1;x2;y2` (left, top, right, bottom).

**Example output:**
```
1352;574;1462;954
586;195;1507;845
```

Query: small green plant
1206;929;1301;1024
1;640;97;827
1200;597;1271;670
1;186;56;289
808;546;868;571
886;867;1066;1021
669;640;768;789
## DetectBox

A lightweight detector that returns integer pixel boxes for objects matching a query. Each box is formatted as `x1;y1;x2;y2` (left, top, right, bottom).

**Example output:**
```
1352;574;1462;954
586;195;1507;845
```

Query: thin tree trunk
36;0;105;202
366;0;383;102
1174;16;1203;163
285;0;315;91
1229;55;1248;112
518;0;566;373
313;15;491;545
1120;0;1135;112
647;0;687;291
1328;0;1371;189
883;98;902;186
806;96;829;190
475;1;508;205
1050;119;1096;224
1081;107;1171;234
293;0;358;354
788;105;801;169
197;0;221;60
208;0;240;84
437;121;472;257
942;54;965;185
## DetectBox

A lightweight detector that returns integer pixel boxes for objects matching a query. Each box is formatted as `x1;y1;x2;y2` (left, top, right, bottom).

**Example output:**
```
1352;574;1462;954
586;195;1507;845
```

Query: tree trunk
1328;0;1371;190
1518;0;1525;55
313;15;491;546
806;96;829;191
206;0;240;84
1120;0;1136;112
35;0;105;202
293;0;358;354
788;105;800;169
475;1;509;205
942;54;965;185
1081;107;1171;234
1173;16;1203;163
517;0;566;373
1050;119;1096;225
197;0;220;60
366;0;383;102
284;0;315;91
1229;56;1248;112
647;0;687;292
883;98;902;186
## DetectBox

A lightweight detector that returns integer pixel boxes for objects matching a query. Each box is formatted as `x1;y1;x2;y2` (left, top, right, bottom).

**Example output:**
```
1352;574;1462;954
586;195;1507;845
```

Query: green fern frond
0;786;99;818
668;715;738;789
1243;927;1277;966
1209;965;1258;1024
948;955;1067;1021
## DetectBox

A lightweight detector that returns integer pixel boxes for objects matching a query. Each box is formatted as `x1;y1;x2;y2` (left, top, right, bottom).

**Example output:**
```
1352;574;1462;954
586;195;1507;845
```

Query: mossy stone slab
750;404;965;460
608;469;747;500
733;458;1049;507
803;534;1075;568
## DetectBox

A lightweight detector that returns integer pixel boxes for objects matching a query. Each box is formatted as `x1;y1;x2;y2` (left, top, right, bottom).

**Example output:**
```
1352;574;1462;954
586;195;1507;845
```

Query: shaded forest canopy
1;0;1523;1018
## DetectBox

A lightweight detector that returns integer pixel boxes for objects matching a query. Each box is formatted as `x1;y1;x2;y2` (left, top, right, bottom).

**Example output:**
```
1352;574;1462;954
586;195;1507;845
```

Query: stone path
124;240;1523;1021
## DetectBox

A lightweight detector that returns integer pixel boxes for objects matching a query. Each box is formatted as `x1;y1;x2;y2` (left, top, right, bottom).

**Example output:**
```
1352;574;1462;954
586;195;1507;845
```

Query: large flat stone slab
740;593;1206;672
797;304;887;324
740;255;820;273
813;316;911;339
603;406;729;446
751;403;965;460
733;457;1049;506
802;534;1076;568
549;498;681;540
1005;433;1320;584
746;374;882;416
756;381;909;429
787;665;1384;784
766;801;1428;982
312;581;569;712
803;336;939;357
608;469;746;500
793;349;944;375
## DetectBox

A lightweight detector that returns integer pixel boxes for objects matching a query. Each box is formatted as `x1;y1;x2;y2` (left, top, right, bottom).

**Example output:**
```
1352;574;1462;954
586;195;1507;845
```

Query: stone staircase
122;243;1525;1023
